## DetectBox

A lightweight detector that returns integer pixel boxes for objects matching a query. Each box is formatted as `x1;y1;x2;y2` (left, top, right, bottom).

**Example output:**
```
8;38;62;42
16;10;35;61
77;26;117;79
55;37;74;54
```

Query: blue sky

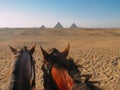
0;0;120;28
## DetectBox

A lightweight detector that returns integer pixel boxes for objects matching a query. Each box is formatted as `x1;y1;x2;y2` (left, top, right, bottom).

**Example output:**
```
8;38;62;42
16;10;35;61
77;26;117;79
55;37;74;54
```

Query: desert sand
0;28;120;90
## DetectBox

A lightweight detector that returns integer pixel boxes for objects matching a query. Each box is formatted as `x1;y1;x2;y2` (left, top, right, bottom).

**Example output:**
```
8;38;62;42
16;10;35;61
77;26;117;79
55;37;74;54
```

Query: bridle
42;62;60;90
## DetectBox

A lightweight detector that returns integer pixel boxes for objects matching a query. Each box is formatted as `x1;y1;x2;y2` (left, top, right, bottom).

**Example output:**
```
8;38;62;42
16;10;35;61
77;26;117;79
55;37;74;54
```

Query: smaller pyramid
70;23;78;29
40;25;46;29
54;22;63;29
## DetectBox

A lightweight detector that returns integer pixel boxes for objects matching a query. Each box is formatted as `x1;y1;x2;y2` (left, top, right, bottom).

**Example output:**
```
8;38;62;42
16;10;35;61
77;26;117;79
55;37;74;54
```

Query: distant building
70;23;78;29
40;25;46;29
54;22;64;29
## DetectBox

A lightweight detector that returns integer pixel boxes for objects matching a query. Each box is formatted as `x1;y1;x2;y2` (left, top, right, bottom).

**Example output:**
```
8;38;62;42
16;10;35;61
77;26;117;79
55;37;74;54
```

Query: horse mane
8;49;31;90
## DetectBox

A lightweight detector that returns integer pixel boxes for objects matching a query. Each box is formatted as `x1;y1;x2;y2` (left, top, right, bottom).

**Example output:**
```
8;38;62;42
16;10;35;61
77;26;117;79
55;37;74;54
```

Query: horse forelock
47;48;60;56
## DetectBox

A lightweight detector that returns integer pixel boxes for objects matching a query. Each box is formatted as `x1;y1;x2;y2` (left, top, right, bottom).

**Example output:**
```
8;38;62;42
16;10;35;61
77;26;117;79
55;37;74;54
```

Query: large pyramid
40;25;46;29
54;22;63;29
70;23;78;29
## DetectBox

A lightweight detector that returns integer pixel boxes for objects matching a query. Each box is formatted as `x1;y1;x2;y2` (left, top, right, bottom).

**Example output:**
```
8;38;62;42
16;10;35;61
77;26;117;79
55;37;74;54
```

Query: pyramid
54;22;63;29
70;23;78;29
40;25;46;29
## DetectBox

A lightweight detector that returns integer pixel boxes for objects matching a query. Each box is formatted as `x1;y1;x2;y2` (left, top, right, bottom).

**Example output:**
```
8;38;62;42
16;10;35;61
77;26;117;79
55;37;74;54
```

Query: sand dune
0;28;120;90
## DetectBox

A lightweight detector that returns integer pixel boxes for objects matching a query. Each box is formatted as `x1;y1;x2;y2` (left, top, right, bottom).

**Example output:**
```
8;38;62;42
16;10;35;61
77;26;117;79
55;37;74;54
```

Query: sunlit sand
0;28;120;90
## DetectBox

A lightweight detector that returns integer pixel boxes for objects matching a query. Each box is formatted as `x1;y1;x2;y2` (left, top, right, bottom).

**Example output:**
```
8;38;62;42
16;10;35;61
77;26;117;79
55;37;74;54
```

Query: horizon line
0;26;120;29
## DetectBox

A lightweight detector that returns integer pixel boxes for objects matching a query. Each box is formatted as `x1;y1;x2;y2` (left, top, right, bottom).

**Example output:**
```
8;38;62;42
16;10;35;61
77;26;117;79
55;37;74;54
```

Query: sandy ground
0;28;120;90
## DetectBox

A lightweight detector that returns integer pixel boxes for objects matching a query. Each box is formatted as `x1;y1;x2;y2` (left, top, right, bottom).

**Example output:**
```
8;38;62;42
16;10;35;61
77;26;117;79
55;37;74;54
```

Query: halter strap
44;63;60;90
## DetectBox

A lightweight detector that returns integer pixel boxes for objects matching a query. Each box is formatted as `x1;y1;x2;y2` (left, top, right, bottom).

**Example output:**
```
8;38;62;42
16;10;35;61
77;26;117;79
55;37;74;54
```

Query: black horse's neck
8;51;33;90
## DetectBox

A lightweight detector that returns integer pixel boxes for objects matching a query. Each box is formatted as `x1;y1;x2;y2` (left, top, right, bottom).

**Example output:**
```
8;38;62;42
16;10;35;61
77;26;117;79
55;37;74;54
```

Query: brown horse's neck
51;67;74;90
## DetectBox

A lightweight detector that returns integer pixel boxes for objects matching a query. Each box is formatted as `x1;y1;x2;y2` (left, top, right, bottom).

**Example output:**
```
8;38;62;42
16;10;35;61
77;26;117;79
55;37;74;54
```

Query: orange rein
51;66;74;90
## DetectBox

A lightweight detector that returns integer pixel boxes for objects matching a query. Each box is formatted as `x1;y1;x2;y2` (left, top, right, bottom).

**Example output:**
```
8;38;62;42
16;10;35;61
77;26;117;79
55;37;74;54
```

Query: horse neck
51;67;74;90
9;52;32;90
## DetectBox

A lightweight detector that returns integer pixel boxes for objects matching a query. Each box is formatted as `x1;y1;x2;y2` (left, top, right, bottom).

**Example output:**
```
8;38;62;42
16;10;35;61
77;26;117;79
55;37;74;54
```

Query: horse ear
29;43;36;55
61;43;70;57
40;46;49;61
9;45;18;54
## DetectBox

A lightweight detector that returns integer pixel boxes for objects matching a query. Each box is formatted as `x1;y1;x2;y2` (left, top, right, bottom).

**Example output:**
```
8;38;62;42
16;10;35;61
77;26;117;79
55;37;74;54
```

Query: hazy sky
0;0;120;28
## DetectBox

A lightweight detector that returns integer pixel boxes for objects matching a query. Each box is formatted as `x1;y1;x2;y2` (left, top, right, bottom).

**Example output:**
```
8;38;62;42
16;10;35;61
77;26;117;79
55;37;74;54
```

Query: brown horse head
40;44;84;90
8;44;36;90
40;44;101;90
